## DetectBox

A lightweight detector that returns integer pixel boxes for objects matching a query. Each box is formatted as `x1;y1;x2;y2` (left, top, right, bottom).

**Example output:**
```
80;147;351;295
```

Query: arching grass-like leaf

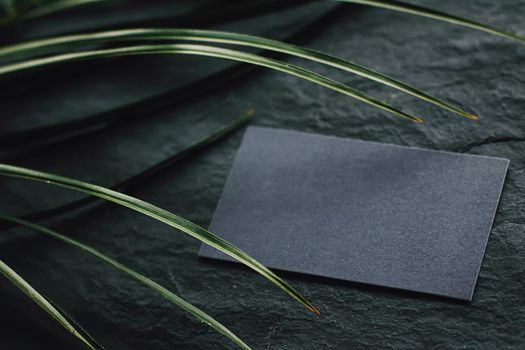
0;7;337;147
0;258;101;350
0;163;320;315
336;0;525;43
0;43;422;122
0;214;252;350
0;28;475;119
1;110;254;226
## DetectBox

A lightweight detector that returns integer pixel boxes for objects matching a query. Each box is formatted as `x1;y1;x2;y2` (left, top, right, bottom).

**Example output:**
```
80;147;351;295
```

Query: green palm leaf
336;0;525;43
0;28;476;120
0;258;100;350
3;110;254;225
0;110;250;231
0;163;320;315
0;214;252;350
0;43;422;122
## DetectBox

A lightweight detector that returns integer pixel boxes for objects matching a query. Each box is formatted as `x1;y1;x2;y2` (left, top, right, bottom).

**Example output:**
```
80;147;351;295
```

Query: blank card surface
198;126;509;300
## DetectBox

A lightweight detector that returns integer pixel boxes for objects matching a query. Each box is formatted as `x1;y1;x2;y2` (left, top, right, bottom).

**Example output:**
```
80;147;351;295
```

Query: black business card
199;126;509;300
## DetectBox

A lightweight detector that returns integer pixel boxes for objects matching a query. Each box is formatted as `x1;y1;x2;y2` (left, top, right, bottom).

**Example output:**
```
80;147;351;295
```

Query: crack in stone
266;323;281;350
455;135;525;153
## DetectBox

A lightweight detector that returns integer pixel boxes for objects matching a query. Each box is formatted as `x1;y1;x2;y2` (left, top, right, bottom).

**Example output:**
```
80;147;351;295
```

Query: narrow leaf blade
0;259;100;350
0;28;474;119
336;0;525;43
0;214;252;350
0;163;319;315
0;43;422;122
0;110;253;226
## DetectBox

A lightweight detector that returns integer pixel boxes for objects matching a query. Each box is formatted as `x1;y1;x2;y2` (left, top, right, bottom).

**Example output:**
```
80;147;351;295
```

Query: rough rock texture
1;1;524;349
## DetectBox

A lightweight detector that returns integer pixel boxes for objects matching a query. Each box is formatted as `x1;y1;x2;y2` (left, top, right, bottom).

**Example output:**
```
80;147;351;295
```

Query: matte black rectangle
199;126;509;300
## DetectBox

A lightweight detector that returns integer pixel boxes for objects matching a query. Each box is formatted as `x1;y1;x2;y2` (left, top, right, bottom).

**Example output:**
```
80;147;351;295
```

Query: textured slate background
1;0;524;349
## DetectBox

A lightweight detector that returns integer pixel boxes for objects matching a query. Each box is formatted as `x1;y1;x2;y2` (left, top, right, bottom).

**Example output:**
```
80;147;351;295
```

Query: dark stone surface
1;1;524;349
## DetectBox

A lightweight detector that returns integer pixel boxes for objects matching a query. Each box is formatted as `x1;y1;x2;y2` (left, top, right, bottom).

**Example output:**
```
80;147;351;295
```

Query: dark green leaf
0;28;475;119
0;258;101;350
0;43;422;122
4;109;254;225
0;163;320;315
0;214;252;350
336;0;525;43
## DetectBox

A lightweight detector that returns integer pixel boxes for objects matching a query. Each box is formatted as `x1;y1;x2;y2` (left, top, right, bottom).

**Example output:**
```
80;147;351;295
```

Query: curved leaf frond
336;0;525;43
1;110;253;225
0;214;252;350
0;43;422;122
0;258;100;350
0;28;475;119
0;163;320;315
0;7;338;148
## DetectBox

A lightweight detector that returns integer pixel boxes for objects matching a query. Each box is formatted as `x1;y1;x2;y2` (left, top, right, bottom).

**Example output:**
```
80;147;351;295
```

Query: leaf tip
307;305;321;316
245;109;256;118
